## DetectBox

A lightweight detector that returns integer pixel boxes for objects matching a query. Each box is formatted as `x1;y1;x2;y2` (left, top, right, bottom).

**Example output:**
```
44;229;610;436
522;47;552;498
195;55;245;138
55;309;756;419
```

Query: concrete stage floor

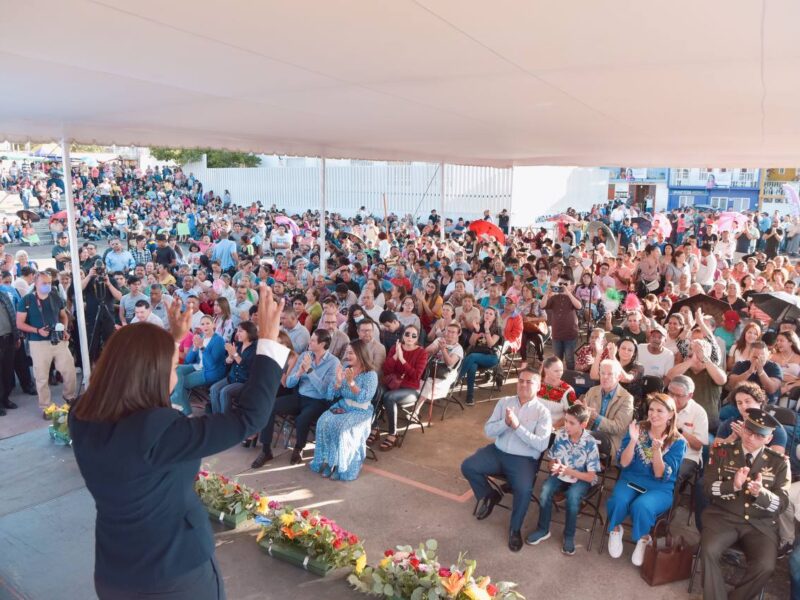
0;375;790;600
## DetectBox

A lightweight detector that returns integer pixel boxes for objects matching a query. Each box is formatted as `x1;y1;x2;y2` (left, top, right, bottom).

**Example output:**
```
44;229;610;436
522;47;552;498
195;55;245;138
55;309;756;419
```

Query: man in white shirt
461;368;552;552
130;300;164;328
695;243;717;291
637;325;675;378
359;290;383;323
714;230;735;263
668;375;709;485
444;268;475;297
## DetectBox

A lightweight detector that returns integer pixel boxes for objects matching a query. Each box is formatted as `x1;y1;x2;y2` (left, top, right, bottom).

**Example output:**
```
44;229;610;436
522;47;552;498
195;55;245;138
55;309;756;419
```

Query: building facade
667;168;760;212
604;167;669;213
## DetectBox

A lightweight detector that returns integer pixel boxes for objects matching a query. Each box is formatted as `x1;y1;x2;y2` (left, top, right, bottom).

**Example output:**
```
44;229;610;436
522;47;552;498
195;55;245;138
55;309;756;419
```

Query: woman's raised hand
257;282;285;340
168;300;192;343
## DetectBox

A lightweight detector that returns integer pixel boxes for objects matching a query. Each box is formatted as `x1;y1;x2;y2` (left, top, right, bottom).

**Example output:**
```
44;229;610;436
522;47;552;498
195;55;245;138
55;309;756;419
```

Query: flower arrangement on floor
255;501;366;576
347;540;524;600
193;470;267;527
44;403;71;445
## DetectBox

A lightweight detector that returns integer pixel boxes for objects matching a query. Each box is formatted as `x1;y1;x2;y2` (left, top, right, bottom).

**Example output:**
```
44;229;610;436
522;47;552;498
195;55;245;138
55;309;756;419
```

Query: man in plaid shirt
130;235;152;266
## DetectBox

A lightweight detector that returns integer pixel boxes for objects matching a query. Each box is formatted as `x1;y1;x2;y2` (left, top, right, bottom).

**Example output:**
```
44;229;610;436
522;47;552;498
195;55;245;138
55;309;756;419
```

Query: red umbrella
49;210;68;222
468;220;505;244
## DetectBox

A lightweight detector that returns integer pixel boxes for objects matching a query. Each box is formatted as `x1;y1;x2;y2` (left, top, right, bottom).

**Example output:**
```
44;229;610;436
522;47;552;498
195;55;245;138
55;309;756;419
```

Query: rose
333;539;344;550
301;510;310;519
486;583;498;596
384;549;395;557
438;568;452;578
409;557;420;570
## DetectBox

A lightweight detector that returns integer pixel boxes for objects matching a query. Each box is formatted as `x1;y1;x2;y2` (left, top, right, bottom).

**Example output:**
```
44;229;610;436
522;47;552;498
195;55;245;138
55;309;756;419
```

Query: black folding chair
766;405;797;452
560;369;595;397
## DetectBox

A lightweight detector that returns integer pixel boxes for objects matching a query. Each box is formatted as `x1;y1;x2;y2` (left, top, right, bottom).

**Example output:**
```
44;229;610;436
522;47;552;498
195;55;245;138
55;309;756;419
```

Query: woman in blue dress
606;392;686;566
310;340;378;481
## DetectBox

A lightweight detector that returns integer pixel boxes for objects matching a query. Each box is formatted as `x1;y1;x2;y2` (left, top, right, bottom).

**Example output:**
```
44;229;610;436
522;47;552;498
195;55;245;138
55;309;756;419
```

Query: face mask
37;284;52;295
354;316;363;323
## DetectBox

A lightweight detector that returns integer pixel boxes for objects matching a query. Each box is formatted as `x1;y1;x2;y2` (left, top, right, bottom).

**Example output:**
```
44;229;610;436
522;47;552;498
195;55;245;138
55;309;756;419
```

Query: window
730;197;750;211
778;168;785;175
709;196;728;209
678;195;694;207
681;169;690;179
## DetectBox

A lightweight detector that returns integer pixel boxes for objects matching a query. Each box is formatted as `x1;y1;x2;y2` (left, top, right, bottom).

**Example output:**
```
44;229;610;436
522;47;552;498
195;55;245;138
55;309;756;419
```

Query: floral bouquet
193;470;267;527
255;501;366;574
348;540;524;599
44;403;71;445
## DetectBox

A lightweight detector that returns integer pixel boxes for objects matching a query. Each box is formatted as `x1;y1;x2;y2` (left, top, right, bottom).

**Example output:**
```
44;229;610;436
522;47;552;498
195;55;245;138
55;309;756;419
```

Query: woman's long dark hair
73;323;175;422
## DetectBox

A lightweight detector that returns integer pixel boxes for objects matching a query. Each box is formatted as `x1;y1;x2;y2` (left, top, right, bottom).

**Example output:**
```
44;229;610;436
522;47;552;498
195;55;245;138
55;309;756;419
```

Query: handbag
640;535;697;586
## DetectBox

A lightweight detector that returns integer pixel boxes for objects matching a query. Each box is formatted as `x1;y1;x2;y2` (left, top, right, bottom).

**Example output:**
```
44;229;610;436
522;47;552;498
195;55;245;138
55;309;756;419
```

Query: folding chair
424;358;465;423
561;369;596;398
766;405;797;451
372;389;424;449
499;339;522;382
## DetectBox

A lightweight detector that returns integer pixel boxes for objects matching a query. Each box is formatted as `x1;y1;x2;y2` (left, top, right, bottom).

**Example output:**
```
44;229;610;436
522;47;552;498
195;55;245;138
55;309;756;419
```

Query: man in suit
701;408;790;600
575;359;634;457
0;289;20;415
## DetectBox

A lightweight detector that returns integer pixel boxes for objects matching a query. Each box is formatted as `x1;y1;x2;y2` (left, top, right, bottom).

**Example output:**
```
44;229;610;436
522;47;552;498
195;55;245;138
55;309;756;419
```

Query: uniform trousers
700;506;777;600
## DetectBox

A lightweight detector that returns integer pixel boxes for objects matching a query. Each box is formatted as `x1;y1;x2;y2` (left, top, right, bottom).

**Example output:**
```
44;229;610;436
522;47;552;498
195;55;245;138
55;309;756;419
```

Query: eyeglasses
403;332;418;339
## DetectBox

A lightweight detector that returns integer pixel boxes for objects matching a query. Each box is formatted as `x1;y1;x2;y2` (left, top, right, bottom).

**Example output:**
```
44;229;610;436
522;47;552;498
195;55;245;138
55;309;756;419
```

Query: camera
49;323;65;346
551;285;562;294
94;258;106;278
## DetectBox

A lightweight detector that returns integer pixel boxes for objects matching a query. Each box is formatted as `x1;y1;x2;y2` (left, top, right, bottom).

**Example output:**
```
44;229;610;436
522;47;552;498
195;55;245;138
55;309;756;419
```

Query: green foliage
150;147;261;168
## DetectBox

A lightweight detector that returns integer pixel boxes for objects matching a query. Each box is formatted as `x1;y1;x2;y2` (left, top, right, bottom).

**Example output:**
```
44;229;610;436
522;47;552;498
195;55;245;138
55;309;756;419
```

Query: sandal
366;429;380;446
380;435;398;452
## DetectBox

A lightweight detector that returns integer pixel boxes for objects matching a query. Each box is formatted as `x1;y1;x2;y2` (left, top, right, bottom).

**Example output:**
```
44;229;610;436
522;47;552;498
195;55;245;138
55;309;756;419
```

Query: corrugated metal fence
185;158;512;221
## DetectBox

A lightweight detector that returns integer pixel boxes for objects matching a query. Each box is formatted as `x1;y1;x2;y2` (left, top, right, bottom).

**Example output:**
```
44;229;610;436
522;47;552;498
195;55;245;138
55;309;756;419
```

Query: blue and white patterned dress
309;371;378;481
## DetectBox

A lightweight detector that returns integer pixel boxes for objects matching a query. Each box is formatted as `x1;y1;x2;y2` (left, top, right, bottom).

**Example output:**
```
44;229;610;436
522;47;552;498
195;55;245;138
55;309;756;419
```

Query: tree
149;147;260;168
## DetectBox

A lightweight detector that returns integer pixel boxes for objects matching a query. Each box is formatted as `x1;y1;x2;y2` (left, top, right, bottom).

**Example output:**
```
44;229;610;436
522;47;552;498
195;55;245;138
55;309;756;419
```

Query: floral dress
536;381;577;424
309;371;378;481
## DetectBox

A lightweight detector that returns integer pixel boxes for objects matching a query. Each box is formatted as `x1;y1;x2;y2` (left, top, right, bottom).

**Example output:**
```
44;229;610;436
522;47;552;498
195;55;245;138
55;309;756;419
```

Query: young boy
525;403;601;555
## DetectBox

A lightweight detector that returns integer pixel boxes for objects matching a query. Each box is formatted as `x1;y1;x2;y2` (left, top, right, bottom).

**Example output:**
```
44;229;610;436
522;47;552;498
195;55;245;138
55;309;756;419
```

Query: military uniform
700;409;790;600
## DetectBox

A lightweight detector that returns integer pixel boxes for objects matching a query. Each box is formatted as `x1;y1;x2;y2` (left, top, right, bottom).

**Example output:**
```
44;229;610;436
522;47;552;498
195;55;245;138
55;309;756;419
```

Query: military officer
700;408;790;600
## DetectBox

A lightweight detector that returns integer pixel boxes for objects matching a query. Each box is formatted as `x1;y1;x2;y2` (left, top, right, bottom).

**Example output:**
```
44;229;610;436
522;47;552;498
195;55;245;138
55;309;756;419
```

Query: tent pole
439;162;446;242
319;157;326;276
61;139;92;387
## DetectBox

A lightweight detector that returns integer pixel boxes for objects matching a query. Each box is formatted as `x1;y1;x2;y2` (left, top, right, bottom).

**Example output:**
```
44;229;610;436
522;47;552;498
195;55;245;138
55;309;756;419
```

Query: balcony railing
669;169;758;189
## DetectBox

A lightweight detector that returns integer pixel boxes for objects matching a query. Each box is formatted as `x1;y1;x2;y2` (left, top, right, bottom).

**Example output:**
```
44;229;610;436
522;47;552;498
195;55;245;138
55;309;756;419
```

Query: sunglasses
403;332;418;339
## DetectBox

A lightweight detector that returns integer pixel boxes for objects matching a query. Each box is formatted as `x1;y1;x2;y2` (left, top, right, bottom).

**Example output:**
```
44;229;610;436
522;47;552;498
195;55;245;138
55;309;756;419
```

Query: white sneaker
631;536;651;566
608;527;624;558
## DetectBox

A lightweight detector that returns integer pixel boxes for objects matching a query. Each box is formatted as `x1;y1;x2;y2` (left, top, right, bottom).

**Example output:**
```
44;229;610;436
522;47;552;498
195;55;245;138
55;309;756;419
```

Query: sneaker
525;529;551;546
562;538;576;556
465;396;475;407
632;536;651;566
608;527;624;558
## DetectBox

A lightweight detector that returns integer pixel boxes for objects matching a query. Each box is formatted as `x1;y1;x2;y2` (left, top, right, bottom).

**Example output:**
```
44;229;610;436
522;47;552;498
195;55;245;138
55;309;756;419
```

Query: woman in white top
774;331;800;406
726;322;761;370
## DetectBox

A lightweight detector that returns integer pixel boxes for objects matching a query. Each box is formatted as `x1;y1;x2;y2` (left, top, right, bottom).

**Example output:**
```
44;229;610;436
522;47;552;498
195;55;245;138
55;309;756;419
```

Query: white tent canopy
2;0;800;168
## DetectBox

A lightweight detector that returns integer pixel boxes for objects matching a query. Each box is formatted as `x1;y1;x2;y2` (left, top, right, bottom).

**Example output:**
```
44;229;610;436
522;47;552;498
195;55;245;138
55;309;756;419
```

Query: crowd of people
1;156;800;598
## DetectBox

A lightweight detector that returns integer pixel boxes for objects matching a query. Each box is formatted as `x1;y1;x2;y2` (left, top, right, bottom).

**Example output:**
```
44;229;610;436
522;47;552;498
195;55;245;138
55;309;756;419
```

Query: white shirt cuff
256;339;290;368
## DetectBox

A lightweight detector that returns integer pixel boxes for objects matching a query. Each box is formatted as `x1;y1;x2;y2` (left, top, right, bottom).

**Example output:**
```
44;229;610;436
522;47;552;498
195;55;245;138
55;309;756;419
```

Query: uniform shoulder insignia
762;446;781;457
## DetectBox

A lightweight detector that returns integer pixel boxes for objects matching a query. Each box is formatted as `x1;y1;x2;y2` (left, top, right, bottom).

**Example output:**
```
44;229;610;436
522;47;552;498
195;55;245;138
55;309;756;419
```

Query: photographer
15;271;77;412
541;276;581;370
80;261;122;362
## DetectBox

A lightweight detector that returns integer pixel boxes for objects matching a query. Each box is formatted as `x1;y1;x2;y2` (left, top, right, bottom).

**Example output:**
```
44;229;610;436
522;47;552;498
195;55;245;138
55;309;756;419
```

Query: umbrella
274;214;300;237
715;211;749;234
49;210;68;222
668;294;732;325
749;292;800;323
550;214;579;225
16;209;40;223
339;231;365;245
632;217;651;235
651;213;673;239
586;221;617;255
468;220;505;244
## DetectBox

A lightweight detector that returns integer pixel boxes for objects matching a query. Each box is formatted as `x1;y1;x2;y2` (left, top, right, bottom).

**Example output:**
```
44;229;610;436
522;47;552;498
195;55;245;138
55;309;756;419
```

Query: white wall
510;166;609;225
185;157;513;222
654;183;669;213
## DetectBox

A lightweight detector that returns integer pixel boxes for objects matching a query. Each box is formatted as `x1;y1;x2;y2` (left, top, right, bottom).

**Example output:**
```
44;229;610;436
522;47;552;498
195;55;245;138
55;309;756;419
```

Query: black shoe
475;491;501;520
290;450;303;465
465;396;475;407
251;450;274;469
508;530;523;552
3;400;18;409
23;387;37;395
0;407;6;417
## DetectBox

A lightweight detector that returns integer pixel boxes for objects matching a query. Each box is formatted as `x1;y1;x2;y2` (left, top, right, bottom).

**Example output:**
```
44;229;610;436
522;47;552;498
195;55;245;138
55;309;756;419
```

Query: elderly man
637;324;675;378
318;313;349;360
669;375;709;487
577;359;634;457
281;307;310;354
461;368;552;552
701;409;789;600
